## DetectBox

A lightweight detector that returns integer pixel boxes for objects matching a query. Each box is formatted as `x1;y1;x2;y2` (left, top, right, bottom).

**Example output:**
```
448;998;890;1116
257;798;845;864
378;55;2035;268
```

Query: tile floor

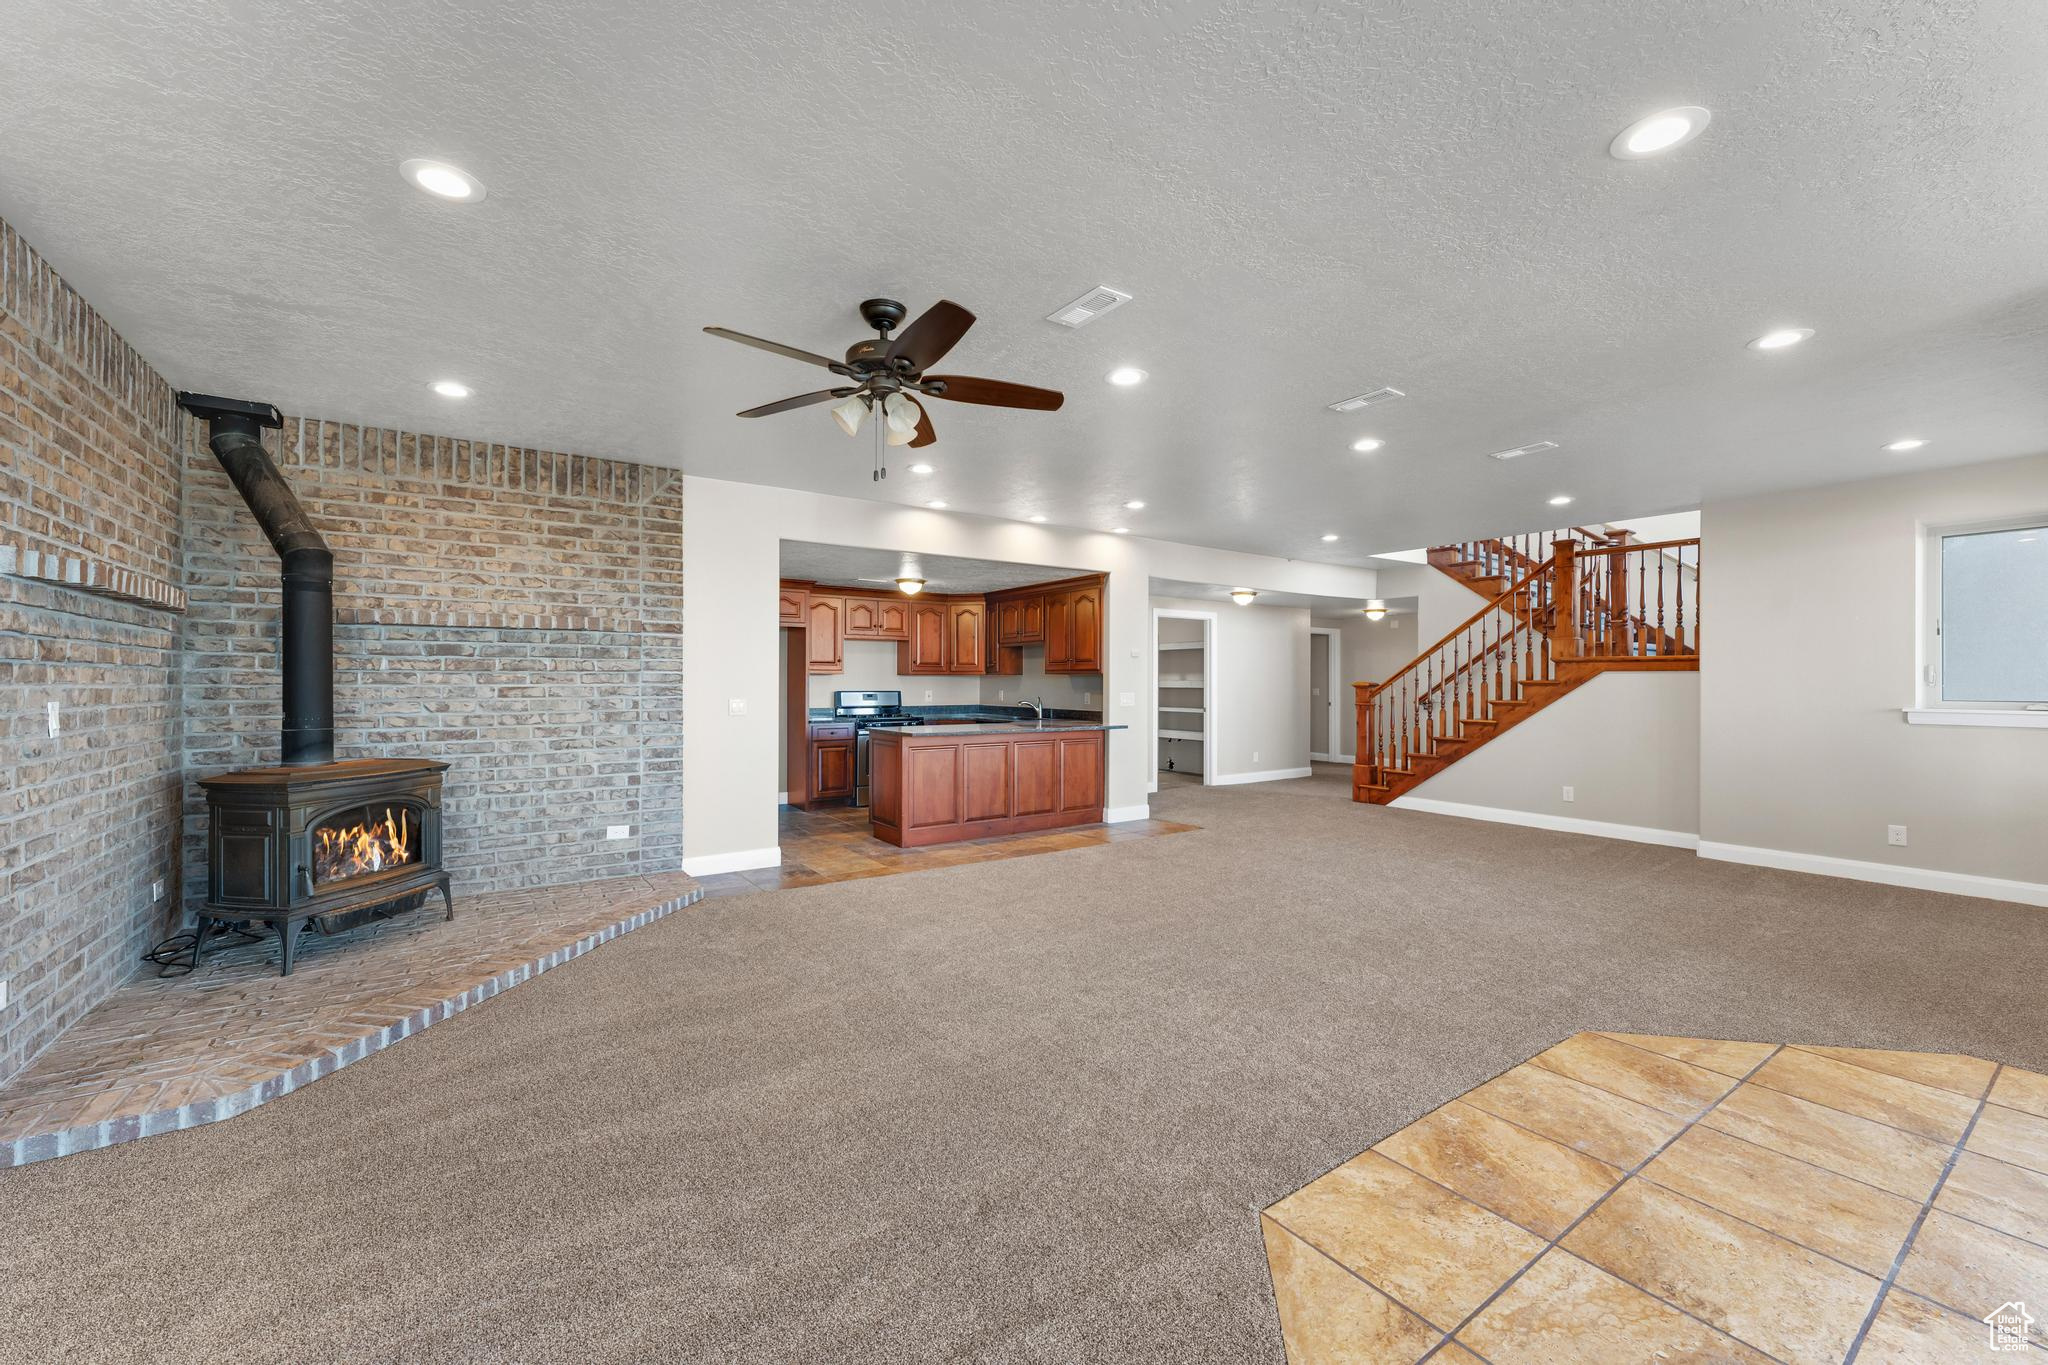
687;802;1197;899
0;871;702;1167
1263;1033;2048;1363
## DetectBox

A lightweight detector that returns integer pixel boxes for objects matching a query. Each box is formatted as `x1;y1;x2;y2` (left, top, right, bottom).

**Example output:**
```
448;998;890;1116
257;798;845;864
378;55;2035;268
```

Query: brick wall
0;221;187;1084
179;417;684;905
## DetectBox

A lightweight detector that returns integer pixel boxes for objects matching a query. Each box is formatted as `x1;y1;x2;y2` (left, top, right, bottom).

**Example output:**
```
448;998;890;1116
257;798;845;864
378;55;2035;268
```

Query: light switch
1119;692;1135;707
728;698;748;716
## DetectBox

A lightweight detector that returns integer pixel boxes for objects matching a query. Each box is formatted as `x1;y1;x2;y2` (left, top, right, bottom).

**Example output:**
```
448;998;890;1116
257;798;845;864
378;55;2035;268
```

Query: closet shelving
1156;617;1208;775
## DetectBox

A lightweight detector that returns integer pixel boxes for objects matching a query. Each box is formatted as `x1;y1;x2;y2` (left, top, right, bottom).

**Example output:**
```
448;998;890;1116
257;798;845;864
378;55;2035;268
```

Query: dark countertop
869;721;1127;737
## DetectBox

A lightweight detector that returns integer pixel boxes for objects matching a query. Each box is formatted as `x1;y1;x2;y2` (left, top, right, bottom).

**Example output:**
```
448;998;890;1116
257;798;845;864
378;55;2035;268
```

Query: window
1926;518;2048;708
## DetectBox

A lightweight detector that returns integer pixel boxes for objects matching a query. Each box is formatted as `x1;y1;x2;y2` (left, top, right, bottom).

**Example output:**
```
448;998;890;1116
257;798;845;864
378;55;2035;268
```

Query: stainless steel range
832;690;919;806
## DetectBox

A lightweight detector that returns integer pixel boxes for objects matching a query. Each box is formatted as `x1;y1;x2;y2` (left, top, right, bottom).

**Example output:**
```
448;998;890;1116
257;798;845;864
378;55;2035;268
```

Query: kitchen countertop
870;721;1127;736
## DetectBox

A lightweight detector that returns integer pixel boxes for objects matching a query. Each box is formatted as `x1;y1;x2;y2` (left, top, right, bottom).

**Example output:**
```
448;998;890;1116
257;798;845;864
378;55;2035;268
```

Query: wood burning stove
197;759;453;974
178;391;455;975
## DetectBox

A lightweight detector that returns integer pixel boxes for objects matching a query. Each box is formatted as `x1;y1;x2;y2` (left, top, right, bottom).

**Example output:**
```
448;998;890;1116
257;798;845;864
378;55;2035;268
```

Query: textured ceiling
1150;578;1404;614
779;541;1080;594
4;1;2046;562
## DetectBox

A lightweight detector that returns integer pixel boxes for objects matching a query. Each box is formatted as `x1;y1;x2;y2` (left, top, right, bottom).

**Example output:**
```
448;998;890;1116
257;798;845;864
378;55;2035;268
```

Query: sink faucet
1020;697;1044;722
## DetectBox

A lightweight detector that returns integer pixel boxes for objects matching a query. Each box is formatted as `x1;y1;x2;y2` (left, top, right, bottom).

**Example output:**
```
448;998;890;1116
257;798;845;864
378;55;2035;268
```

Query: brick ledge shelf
0;542;186;612
0;873;702;1168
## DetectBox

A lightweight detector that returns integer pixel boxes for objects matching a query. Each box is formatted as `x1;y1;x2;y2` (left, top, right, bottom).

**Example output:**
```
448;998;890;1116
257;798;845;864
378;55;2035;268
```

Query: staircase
1352;527;1701;804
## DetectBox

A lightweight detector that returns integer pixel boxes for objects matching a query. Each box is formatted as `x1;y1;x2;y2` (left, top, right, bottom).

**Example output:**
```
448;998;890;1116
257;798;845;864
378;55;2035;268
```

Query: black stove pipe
177;392;335;767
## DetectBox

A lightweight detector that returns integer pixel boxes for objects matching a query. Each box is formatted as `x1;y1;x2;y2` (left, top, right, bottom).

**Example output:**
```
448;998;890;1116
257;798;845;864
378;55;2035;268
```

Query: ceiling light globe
1229;589;1257;606
895;577;925;596
1364;608;1388;622
832;395;869;437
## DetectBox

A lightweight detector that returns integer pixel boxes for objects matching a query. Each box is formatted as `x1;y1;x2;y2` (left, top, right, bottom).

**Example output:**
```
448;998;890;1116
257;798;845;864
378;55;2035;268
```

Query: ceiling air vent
1046;285;1133;328
1327;387;1405;412
1487;440;1560;461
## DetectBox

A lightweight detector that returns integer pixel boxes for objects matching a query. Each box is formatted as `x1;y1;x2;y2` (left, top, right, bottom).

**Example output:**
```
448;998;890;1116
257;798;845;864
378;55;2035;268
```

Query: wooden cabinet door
844;597;884;638
806;596;844;673
1044;591;1074;671
947;601;985;675
1018;595;1046;642
995;600;1024;645
778;583;807;625
901;602;949;673
1057;733;1105;813
1066;583;1103;672
811;738;855;799
876;599;910;639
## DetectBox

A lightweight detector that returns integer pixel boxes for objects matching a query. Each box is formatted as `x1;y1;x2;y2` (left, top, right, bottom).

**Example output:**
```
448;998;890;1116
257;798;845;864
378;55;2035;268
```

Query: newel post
1355;681;1377;788
1549;540;1580;659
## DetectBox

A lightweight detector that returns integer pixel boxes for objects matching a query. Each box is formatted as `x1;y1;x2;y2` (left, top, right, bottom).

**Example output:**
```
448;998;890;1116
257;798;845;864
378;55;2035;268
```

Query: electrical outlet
923;690;934;702
996;688;1005;701
151;879;165;902
47;700;60;737
1887;825;1908;847
727;698;748;716
1252;750;1260;763
607;825;632;841
1561;785;1575;803
1083;691;1093;704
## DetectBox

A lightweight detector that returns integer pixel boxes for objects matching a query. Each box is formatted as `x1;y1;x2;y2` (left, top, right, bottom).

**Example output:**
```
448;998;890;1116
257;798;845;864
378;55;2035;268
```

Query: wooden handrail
1576;536;1700;557
1363;557;1552;700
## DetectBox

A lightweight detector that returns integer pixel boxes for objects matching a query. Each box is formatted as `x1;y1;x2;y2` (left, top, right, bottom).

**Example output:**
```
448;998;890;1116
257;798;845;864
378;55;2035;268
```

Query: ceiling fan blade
924;375;1065;411
908;400;937;447
736;388;852;418
887;300;975;371
704;327;838;368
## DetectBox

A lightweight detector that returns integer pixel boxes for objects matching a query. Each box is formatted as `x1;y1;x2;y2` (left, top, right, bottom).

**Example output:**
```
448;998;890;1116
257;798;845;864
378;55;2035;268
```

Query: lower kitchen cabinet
866;728;1107;847
809;723;855;800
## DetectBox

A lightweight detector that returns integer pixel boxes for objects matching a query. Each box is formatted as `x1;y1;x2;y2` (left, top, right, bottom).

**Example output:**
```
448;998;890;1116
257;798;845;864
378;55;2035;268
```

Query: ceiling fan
704;298;1064;467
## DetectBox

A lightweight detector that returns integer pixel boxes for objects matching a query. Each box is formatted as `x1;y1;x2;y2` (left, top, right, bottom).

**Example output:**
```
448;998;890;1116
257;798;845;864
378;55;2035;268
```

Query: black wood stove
180;392;455;975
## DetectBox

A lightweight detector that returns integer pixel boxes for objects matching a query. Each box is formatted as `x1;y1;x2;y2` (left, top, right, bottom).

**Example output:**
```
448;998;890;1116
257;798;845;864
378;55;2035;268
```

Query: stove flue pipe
177;392;334;767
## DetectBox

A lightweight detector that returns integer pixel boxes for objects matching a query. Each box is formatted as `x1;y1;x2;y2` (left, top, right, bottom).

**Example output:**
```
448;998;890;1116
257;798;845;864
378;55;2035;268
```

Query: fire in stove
313;806;417;883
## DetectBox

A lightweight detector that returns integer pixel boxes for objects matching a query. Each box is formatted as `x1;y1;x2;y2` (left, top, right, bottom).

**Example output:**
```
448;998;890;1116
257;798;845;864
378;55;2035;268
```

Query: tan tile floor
1263;1033;2048;1363
685;801;1197;900
0;872;703;1167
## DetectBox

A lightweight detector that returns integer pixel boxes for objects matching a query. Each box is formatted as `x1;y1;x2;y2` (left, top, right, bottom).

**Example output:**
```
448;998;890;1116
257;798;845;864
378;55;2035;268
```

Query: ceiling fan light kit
705;297;1065;475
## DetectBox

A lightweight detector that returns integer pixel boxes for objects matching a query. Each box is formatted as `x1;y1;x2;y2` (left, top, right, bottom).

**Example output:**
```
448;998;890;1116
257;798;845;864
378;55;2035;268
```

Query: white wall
1151;596;1313;783
1372;563;1487;644
1400;672;1701;841
1699;453;2048;895
1316;611;1420;757
683;476;1377;870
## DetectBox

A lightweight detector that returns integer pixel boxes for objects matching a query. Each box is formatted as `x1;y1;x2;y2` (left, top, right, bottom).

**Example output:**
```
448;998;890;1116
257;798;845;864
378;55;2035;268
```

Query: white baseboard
1212;766;1316;786
1391;796;1700;850
1104;803;1152;824
681;845;782;876
1698;841;2048;908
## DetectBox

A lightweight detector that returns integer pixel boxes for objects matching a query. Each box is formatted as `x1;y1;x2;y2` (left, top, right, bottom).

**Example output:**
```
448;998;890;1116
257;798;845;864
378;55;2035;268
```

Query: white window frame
1907;512;2048;729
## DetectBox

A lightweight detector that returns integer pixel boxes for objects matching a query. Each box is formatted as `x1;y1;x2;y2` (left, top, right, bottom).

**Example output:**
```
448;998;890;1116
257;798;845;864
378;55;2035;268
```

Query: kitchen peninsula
868;720;1125;847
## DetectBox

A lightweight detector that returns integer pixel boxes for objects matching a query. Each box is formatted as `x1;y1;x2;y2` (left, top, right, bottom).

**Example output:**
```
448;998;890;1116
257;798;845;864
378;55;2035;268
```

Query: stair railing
1356;536;1703;788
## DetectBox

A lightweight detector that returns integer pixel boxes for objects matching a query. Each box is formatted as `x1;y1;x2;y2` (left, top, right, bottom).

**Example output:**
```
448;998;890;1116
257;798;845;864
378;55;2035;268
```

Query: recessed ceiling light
1107;367;1147;387
1111;527;1130;535
1123;500;1146;510
1884;438;1927;452
1609;106;1711;160
1351;438;1384;454
431;380;472;398
1027;514;1048;523
1321;533;1340;542
926;500;947;510
909;462;935;474
1748;327;1814;351
1548;495;1574;507
400;158;486;202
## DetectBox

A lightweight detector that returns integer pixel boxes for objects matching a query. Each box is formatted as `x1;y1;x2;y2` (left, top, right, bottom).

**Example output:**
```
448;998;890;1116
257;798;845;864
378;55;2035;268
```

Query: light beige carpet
4;767;2043;1363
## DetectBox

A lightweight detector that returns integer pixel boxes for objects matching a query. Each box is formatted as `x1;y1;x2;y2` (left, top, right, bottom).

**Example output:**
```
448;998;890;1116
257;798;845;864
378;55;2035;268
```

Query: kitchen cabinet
902;602;949;672
845;596;910;640
806;596;845;673
898;599;985;675
867;727;1108;847
809;723;855;800
994;595;1045;645
946;601;985;675
778;583;808;625
1045;582;1103;673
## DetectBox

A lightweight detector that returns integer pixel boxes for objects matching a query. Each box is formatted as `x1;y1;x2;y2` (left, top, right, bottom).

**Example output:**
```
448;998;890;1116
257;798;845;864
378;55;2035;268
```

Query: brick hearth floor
0;872;703;1168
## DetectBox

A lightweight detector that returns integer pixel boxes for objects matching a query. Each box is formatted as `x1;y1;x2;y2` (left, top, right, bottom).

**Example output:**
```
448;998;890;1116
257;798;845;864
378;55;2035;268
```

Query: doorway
1309;626;1343;762
1152;608;1216;792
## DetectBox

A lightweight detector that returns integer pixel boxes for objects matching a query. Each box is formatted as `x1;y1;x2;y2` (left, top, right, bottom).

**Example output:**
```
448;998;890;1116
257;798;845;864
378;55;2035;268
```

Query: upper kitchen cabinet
845;596;910;640
946;601;985;675
806;595;845;673
778;581;808;625
994;594;1045;646
898;598;985;675
1044;579;1104;673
